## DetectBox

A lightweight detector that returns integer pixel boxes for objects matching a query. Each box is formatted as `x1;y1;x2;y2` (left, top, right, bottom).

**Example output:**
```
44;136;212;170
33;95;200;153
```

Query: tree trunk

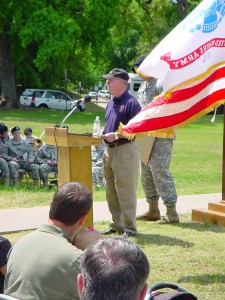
0;27;17;108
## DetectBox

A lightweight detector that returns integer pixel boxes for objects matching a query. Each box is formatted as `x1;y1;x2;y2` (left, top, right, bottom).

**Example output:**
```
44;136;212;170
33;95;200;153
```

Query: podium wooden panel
45;127;101;227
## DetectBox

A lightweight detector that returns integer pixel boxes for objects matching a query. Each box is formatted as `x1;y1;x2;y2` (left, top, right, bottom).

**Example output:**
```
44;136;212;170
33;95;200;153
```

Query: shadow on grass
135;233;194;248
177;273;225;285
172;221;225;233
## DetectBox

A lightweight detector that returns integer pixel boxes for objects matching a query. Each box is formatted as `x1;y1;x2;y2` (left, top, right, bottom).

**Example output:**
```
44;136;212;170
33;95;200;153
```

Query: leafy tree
0;0;123;107
0;0;201;108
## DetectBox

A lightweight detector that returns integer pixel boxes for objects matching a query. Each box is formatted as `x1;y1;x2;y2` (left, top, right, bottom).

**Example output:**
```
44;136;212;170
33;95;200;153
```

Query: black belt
108;140;132;148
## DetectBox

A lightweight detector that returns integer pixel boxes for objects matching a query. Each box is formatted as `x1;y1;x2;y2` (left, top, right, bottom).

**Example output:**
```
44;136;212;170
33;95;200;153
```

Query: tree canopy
0;0;200;107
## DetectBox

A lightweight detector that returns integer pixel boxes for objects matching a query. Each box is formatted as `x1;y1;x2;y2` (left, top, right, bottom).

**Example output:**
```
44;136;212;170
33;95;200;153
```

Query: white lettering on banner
161;38;225;69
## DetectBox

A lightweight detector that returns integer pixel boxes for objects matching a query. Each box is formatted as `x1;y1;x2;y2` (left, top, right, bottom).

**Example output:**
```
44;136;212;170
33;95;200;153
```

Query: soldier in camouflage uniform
37;144;58;188
0;126;10;186
5;126;40;188
23;127;40;159
0;125;11;143
92;142;105;189
132;57;179;224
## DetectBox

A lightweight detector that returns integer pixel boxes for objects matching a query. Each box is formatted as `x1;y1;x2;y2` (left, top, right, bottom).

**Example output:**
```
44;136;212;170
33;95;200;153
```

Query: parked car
88;91;98;99
20;89;77;110
98;90;111;99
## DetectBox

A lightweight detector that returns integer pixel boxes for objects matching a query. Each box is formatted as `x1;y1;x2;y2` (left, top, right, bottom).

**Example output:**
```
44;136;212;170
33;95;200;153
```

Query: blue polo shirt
103;90;141;143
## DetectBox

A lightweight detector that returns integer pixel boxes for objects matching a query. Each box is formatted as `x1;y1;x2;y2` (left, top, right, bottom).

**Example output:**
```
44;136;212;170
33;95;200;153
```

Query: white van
128;73;143;98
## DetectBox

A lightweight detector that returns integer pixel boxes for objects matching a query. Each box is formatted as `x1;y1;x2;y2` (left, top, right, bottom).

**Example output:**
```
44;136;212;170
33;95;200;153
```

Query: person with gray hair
77;237;150;300
101;68;141;238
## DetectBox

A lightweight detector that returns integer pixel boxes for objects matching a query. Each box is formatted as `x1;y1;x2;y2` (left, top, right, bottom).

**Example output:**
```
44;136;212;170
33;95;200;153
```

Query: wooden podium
45;127;102;227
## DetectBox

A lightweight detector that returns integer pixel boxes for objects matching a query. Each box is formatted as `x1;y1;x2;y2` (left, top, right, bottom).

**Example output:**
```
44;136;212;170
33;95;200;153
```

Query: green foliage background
0;0;202;101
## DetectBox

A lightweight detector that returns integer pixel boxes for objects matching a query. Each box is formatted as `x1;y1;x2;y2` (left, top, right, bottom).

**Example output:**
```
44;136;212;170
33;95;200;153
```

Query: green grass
1;108;225;299
0;108;223;208
2;216;225;300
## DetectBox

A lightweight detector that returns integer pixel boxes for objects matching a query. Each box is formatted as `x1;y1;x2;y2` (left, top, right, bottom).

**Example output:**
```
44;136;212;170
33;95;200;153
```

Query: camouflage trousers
0;158;10;178
92;166;103;184
39;163;57;181
8;161;40;180
141;137;177;205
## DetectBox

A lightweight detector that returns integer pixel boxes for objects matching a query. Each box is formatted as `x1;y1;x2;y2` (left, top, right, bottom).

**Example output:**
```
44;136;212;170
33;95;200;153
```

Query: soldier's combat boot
156;203;179;224
33;180;39;189
136;200;161;221
13;178;19;186
4;177;10;187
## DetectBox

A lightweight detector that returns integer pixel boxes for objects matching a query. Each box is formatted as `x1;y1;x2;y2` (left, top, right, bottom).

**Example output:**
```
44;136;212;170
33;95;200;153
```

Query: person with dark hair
4;182;93;300
77;236;150;300
0;236;12;293
0;125;11;143
5;126;40;187
132;57;179;224
101;68;141;238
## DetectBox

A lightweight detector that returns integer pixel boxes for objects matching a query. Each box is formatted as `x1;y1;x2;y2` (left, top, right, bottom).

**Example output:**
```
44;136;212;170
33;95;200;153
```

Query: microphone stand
60;102;78;127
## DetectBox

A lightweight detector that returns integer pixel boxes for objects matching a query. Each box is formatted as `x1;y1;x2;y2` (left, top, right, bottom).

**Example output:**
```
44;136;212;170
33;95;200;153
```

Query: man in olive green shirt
4;182;92;300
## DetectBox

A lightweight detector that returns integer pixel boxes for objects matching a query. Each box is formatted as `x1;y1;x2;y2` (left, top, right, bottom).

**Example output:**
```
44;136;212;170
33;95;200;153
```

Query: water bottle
93;116;101;137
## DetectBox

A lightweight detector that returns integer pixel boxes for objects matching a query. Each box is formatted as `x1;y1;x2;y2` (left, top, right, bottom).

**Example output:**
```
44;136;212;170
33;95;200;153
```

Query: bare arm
0;264;7;276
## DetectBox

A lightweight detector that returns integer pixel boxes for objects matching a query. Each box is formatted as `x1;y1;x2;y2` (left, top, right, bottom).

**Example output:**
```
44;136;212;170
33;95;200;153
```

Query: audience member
23;127;40;157
5;126;40;187
0;131;10;187
77;236;150;300
37;144;58;188
101;69;141;238
0;236;12;293
0;126;11;143
4;182;93;300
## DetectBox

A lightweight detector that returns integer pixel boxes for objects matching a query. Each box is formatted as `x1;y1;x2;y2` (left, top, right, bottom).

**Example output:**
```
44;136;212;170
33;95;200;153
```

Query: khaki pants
103;141;139;234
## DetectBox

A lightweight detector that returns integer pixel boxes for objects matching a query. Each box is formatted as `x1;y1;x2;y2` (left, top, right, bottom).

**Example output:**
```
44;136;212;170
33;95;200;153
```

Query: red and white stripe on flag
120;0;225;138
121;64;225;138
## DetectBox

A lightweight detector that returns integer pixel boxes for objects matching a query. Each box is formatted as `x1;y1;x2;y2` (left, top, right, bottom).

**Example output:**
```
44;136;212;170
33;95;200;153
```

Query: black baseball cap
102;68;129;81
11;126;20;134
132;56;146;73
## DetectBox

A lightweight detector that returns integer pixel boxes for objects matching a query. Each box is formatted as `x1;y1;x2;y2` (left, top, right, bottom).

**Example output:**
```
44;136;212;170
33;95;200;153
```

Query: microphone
69;96;92;105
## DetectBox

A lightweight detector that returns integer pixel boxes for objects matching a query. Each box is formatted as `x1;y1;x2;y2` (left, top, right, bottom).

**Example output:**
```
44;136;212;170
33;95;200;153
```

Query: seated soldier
5;126;40;188
0;126;10;187
23;127;40;159
37;144;58;188
92;141;105;190
0;125;11;143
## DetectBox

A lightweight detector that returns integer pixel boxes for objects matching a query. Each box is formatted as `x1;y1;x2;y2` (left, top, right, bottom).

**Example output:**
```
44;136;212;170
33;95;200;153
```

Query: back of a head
49;182;92;225
80;237;150;300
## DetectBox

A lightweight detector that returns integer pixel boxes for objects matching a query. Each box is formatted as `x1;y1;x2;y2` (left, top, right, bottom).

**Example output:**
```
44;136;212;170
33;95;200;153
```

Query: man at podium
101;68;141;238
